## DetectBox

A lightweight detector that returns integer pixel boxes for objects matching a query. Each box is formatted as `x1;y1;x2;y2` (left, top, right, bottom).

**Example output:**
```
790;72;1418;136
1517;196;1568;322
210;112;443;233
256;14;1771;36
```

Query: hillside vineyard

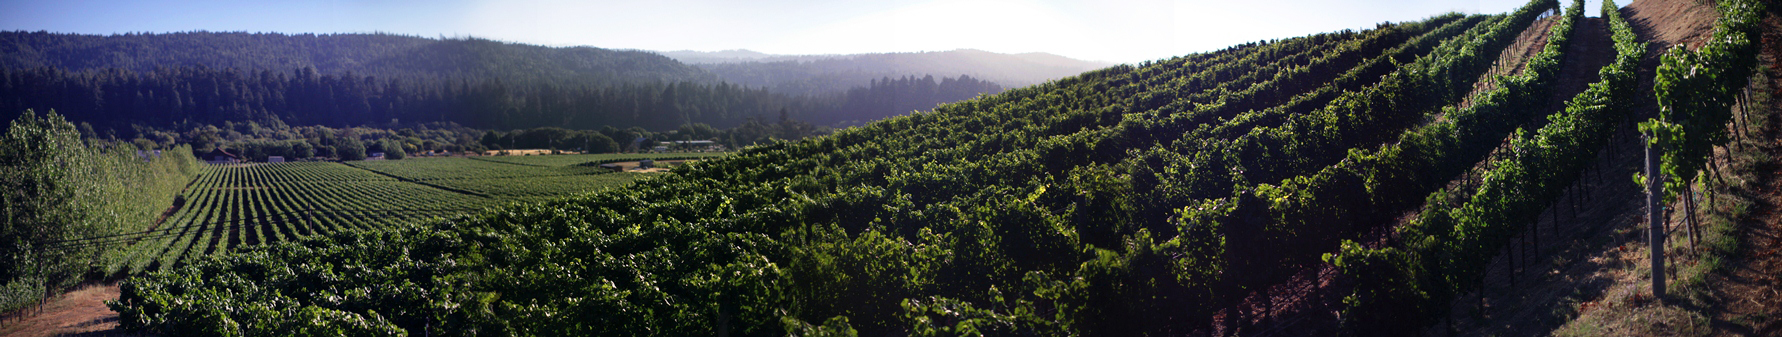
109;0;1768;335
92;158;672;279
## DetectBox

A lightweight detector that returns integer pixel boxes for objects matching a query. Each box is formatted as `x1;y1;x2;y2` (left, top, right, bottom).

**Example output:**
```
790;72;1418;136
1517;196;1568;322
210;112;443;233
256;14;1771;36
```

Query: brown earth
0;284;136;337
1624;0;1722;49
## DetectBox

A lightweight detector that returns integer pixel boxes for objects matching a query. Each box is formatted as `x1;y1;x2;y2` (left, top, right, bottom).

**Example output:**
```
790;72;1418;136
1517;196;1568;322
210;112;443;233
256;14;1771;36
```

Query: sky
0;0;1614;64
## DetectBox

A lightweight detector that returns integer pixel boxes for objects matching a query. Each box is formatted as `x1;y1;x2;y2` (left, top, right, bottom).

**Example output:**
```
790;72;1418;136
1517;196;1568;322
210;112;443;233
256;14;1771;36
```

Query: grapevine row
111;162;581;272
1321;0;1647;333
1137;0;1577;324
1201;0;1560;188
1644;0;1766;199
1114;13;1484;152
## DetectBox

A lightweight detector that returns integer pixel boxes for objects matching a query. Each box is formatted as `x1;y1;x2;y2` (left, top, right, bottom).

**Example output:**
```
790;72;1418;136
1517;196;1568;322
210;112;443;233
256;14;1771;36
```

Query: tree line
1;110;199;315
0;66;1000;137
0;31;714;88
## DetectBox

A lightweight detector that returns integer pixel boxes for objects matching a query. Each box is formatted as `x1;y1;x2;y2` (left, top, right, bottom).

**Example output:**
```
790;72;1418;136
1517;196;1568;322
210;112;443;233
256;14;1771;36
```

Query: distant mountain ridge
657;48;1111;96
0;31;715;86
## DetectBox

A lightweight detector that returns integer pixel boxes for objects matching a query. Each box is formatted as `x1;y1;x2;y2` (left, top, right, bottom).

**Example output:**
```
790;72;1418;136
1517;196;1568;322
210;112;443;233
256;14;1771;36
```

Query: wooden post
1645;136;1667;302
1477;278;1484;314
1572;183;1582;218
1731;95;1746;150
1709;147;1727;187
1683;186;1696;249
1740;87;1753;139
1508;244;1516;287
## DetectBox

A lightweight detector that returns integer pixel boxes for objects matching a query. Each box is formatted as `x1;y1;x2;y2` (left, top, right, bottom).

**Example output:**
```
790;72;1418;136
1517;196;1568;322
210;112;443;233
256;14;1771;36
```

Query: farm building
268;156;285;163
136;150;162;161
203;148;240;164
668;140;723;152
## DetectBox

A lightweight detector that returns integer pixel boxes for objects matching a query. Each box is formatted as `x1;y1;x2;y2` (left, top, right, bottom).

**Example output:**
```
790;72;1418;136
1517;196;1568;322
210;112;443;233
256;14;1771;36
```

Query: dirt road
0;284;129;337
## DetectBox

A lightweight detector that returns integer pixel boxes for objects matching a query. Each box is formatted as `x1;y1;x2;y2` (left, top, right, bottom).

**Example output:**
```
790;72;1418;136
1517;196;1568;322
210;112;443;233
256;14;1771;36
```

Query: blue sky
0;0;1613;64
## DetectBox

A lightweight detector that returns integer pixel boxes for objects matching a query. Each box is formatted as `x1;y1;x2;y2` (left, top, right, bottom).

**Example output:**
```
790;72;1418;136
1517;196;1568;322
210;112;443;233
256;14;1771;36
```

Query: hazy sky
0;0;1613;64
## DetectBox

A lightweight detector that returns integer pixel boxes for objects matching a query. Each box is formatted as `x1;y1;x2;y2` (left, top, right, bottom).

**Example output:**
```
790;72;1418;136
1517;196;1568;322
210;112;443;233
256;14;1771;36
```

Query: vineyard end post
1645;135;1666;302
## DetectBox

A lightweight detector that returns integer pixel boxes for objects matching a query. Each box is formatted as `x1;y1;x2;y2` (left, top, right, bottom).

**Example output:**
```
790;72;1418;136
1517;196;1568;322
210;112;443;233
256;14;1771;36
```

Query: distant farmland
106;154;723;274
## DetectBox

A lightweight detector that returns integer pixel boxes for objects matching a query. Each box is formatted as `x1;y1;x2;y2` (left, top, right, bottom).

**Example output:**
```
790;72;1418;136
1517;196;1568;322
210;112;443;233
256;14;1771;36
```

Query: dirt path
0;284;130;337
1623;0;1721;50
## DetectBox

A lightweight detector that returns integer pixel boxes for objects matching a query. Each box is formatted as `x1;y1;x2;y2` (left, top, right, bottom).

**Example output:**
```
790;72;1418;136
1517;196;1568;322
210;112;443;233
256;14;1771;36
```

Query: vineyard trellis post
1644;134;1666;301
1686;182;1700;249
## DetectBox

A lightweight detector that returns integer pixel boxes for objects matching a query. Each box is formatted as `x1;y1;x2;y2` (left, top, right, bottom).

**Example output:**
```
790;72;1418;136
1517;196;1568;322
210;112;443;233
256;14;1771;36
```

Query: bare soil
1624;0;1722;49
0;284;135;337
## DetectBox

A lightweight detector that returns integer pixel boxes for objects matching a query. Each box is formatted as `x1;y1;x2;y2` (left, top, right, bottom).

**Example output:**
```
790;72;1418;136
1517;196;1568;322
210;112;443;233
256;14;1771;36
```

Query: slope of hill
1449;0;1782;335
0;31;715;86
89;0;1775;336
661;49;1110;96
106;0;1579;332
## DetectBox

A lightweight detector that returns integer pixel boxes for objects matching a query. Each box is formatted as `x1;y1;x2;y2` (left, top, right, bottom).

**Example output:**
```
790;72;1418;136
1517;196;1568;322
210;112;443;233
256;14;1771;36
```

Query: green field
468;152;730;167
347;157;611;180
111;159;675;274
429;173;653;200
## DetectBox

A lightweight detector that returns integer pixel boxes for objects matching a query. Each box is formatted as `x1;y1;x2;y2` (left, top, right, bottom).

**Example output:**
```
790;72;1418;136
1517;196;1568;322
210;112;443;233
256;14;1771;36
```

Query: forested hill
659;49;1108;96
0;31;715;86
0;31;1015;133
